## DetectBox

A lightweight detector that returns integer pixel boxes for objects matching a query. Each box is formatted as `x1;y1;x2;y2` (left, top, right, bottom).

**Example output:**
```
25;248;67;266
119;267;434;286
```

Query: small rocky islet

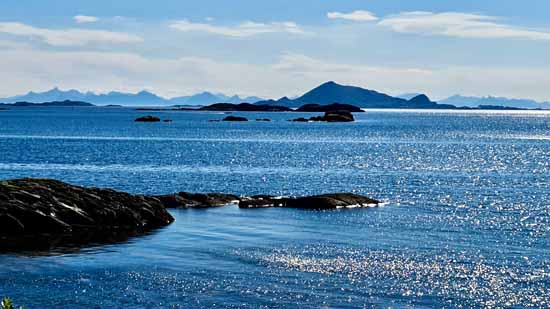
135;103;364;123
290;110;355;123
0;178;380;252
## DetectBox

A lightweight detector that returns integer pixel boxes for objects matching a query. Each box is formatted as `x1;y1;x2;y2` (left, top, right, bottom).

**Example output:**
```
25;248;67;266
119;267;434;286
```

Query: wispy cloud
169;20;307;37
74;15;99;24
0;22;143;46
0;49;549;101
379;12;550;40
327;10;378;22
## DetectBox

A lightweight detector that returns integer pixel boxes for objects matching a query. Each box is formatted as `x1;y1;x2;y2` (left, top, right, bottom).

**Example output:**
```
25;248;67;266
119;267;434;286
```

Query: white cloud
169;20;307;37
74;15;99;24
0;48;549;102
379;12;550;40
0;22;143;46
327;10;378;22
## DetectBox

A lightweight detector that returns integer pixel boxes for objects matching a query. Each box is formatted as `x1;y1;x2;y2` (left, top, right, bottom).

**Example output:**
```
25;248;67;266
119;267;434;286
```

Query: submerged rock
256;118;271;122
222;116;248;122
135;115;161;122
155;192;239;209
0;179;174;250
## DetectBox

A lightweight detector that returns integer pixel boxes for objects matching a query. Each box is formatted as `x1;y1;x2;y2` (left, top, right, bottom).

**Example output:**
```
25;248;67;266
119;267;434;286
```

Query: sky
0;0;549;101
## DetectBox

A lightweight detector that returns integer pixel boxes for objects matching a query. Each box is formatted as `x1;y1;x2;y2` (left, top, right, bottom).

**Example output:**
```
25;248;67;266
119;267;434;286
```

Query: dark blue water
0;107;548;308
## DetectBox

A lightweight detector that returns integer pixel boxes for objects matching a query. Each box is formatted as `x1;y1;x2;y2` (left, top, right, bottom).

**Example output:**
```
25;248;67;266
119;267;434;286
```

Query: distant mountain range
439;95;550;109
256;81;454;109
2;83;549;110
0;87;263;106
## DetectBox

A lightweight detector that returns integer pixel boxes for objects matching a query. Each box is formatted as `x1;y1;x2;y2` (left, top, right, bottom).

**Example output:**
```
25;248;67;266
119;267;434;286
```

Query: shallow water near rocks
0;107;549;307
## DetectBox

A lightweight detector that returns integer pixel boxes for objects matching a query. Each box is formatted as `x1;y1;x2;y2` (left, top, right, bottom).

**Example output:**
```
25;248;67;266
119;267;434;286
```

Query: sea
0;107;548;308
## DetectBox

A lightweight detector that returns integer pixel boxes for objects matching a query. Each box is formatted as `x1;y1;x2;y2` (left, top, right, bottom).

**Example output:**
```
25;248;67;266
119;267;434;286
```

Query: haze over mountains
1;82;549;109
0;87;263;106
438;95;550;109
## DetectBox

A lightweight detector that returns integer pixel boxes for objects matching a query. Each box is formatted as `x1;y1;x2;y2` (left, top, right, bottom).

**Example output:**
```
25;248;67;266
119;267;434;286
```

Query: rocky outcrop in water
135;115;161;122
0;179;174;247
290;111;355;123
154;192;239;209
222;116;248;122
239;193;379;210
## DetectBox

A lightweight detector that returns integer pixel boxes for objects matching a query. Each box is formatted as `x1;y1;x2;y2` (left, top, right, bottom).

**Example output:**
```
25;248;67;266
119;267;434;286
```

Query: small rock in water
135;115;161;122
155;192;239;209
239;193;379;209
222;116;248;122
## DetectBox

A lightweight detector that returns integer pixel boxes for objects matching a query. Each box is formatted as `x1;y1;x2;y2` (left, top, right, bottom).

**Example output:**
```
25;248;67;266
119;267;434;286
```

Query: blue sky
0;0;549;100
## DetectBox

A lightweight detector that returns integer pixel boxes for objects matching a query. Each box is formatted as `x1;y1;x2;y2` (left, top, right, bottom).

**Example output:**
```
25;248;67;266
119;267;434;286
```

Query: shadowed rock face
0;179;174;237
155;192;239;209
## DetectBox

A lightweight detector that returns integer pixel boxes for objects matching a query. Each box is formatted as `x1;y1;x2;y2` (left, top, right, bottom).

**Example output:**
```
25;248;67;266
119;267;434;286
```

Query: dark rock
155;192;239;209
163;119;173;122
290;117;309;122
0;179;174;237
239;193;379;210
256;118;271;122
290;111;355;123
222;116;248;122
296;103;364;113
285;193;379;210
321;111;355;122
135;115;161;122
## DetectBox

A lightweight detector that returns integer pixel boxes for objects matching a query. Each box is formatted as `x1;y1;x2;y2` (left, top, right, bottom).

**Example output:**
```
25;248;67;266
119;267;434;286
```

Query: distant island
439;95;550;109
0;100;94;107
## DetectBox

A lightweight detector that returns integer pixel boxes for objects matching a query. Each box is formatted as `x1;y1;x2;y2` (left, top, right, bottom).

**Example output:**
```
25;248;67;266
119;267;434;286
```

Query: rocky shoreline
1;178;380;252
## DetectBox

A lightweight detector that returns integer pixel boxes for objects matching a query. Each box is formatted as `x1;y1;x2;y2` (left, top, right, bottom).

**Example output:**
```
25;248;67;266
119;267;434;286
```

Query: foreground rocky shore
0;178;380;252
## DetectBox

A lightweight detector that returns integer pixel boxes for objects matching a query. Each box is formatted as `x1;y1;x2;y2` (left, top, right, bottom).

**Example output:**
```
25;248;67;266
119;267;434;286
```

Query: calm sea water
0;107;548;308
